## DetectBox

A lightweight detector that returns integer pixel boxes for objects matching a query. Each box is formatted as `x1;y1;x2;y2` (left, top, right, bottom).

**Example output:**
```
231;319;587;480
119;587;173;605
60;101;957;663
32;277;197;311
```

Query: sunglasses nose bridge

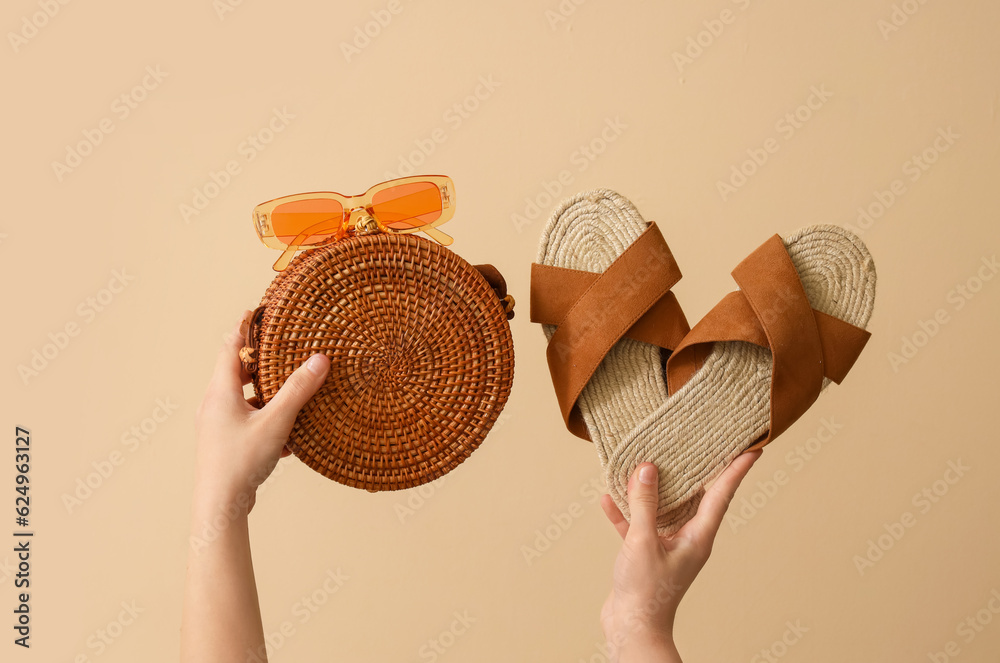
346;205;379;234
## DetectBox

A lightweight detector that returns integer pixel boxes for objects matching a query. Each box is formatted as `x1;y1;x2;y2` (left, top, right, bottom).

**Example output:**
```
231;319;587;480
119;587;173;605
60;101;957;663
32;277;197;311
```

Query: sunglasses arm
272;247;299;271
421;226;453;246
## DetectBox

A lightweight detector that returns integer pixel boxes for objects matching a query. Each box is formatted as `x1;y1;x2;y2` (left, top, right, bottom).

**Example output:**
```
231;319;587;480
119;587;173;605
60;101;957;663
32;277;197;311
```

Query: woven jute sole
537;190;876;535
536;190;672;466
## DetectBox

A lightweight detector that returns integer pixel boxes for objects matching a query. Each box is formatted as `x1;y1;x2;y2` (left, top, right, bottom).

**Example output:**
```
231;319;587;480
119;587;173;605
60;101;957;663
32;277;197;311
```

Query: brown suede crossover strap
529;222;689;441
529;267;689;352
665;235;871;450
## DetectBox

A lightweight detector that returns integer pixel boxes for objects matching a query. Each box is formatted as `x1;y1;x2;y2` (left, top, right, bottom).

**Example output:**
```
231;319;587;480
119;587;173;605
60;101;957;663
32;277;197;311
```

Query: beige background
3;0;999;661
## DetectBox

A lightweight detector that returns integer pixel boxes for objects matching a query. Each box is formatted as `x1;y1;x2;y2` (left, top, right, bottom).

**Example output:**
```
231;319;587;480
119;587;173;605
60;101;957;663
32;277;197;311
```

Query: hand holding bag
239;226;515;492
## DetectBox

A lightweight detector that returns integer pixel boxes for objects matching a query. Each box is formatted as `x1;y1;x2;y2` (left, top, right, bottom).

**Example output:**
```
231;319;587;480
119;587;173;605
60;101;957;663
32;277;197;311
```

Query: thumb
262;354;330;432
625;462;661;540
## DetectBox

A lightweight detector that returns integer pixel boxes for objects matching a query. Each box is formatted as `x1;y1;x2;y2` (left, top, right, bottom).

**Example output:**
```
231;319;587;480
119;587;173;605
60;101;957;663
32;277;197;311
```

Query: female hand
599;450;763;662
192;309;330;512
182;311;331;663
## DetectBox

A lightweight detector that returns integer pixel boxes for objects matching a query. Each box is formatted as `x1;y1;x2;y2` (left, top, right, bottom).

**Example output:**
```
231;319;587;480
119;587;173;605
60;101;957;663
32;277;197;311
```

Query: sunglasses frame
252;175;456;262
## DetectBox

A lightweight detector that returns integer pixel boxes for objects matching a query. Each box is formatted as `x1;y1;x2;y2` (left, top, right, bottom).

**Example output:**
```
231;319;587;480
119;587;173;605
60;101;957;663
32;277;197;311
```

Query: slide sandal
529;189;691;471
608;225;877;534
531;190;877;535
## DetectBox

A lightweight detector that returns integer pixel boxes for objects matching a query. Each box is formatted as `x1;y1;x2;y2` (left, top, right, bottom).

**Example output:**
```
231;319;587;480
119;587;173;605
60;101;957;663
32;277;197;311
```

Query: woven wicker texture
537;189;876;535
248;232;514;491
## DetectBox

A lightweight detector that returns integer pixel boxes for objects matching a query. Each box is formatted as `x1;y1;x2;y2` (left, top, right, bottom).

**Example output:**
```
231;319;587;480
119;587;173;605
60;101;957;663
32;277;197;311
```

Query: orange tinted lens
370;182;442;230
271;199;345;246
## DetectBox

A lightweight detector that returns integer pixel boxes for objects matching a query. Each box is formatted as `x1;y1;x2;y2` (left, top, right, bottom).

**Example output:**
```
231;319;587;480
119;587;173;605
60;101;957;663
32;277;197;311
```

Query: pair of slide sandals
530;190;876;535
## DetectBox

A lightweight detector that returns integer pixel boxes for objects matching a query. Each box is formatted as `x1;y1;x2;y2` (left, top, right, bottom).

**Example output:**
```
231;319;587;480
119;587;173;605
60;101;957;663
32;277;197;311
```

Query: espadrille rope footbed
241;232;515;492
531;189;876;535
530;190;691;451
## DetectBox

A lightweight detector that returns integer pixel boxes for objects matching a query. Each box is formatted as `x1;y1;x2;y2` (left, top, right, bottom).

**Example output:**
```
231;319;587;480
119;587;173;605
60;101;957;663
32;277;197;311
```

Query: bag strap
474;264;516;320
239;306;266;376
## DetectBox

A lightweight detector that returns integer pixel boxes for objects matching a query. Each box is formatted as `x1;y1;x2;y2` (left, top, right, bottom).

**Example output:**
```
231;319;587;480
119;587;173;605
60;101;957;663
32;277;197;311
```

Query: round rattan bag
239;231;515;492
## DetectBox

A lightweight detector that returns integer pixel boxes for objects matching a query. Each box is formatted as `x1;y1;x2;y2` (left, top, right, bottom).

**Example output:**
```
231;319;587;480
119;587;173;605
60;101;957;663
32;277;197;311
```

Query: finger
261;353;330;432
692;449;763;538
280;445;292;458
600;494;629;540
210;311;253;396
624;462;661;542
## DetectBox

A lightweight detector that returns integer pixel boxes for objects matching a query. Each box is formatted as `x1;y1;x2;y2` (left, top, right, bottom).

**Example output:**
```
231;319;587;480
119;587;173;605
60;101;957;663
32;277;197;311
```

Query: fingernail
639;464;657;485
306;354;327;375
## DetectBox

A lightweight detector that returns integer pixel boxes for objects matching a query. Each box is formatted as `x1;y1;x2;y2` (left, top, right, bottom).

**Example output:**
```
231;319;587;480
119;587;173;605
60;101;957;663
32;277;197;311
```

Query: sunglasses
253;175;456;271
